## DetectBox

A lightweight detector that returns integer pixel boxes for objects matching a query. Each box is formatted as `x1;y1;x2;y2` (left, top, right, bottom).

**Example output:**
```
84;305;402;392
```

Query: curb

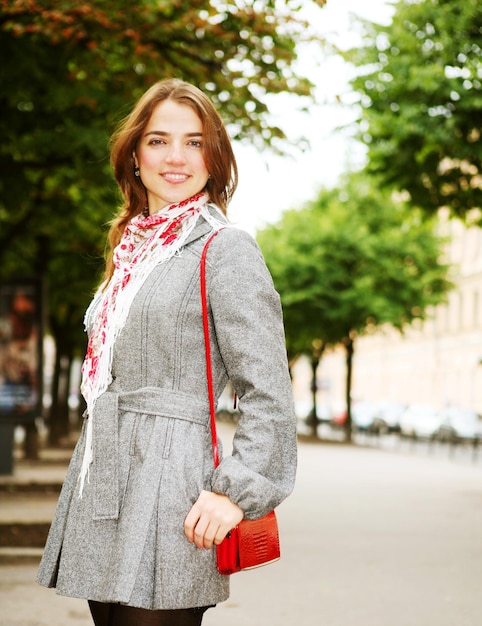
0;546;43;564
0;522;50;549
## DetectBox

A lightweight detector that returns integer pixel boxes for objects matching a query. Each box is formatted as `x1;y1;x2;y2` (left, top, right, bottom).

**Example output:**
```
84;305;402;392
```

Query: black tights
88;600;210;626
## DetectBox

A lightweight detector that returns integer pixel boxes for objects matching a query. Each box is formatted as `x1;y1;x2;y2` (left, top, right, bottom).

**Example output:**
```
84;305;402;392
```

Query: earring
134;166;140;177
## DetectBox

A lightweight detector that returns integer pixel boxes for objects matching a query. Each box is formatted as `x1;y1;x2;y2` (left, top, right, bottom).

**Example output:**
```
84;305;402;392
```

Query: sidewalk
1;422;481;626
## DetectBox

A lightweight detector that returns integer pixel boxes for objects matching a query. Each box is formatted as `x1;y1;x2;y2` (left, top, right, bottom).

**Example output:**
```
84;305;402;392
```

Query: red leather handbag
200;230;281;576
216;510;280;575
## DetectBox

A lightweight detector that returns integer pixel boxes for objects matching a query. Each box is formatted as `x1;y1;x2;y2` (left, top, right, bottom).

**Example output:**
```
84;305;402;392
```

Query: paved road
1;424;481;626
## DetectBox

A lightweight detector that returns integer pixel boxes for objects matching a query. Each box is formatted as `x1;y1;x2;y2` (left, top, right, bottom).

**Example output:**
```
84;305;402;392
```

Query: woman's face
134;99;209;213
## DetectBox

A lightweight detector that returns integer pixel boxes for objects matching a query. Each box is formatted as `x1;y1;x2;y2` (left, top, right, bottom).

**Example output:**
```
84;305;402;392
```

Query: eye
148;138;165;146
188;140;203;148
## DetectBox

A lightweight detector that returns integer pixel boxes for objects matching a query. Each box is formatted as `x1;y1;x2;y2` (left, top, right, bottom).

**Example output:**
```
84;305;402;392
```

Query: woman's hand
184;490;244;549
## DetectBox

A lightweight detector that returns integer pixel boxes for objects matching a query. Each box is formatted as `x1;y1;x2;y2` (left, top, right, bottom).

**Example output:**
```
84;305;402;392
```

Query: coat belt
91;387;210;521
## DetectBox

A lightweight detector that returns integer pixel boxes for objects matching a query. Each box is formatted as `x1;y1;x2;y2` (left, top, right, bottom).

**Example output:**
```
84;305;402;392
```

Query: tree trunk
48;335;72;446
306;354;320;437
23;421;40;460
306;342;324;437
344;336;355;442
24;235;49;457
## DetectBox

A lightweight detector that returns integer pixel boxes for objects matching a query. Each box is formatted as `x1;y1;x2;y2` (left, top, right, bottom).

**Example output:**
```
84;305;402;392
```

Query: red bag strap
200;228;225;469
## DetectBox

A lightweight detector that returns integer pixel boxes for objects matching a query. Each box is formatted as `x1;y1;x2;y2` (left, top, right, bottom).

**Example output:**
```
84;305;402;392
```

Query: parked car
437;407;482;442
331;407;347;428
351;401;377;431
294;399;313;421
372;401;406;434
399;405;443;439
331;401;378;432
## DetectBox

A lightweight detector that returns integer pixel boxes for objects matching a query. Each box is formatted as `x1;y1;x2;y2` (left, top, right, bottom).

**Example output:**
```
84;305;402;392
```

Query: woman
37;78;297;626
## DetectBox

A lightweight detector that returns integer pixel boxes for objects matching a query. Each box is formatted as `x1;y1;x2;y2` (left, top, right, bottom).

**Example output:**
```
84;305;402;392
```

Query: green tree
257;173;454;440
343;0;481;221
0;0;327;443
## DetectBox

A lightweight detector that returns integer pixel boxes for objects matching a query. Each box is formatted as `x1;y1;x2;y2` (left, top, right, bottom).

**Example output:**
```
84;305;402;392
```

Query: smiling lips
163;172;190;183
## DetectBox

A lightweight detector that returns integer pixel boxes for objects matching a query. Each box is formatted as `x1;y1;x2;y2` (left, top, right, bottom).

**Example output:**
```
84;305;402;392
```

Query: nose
165;142;186;165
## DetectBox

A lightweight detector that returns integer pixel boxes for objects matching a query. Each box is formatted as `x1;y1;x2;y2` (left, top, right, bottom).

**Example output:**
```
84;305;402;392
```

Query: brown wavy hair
103;78;238;283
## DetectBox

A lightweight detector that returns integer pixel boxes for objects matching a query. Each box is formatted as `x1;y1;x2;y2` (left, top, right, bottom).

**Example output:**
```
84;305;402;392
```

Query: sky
228;0;395;235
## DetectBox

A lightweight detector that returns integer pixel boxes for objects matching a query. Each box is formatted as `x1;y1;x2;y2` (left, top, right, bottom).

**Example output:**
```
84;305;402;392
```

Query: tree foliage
1;0;326;150
343;0;482;221
257;173;454;438
1;0;329;291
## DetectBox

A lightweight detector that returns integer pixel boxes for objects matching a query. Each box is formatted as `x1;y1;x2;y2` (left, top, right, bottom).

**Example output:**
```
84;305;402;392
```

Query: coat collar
184;205;229;247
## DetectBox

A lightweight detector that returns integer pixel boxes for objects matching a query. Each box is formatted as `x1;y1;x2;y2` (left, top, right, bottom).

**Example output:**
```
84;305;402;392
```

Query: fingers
184;490;244;550
192;517;223;550
183;504;200;544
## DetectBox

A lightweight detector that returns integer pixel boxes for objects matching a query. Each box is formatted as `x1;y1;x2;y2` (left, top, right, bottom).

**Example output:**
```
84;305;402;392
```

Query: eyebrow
144;131;203;138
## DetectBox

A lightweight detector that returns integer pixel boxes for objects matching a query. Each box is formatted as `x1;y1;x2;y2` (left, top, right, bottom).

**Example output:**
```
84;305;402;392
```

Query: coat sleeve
206;227;297;519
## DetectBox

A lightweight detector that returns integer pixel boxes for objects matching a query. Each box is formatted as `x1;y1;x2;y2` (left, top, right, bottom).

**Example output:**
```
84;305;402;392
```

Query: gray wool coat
36;215;297;610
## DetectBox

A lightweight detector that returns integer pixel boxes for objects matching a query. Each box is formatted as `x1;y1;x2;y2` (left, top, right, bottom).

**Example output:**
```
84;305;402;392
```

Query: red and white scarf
78;191;225;495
